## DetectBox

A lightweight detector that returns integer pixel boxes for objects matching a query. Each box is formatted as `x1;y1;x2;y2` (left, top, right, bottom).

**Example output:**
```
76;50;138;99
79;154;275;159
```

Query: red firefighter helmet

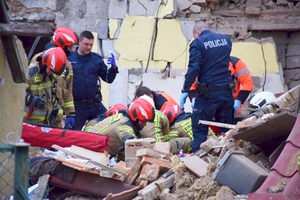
52;27;78;48
161;103;181;124
41;47;66;75
128;95;155;122
106;103;128;117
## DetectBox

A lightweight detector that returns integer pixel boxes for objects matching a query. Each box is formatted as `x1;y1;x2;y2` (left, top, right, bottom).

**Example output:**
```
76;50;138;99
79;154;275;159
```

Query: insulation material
157;0;175;18
262;42;280;73
231;42;265;76
114;15;155;61
109;19;118;39
154;19;188;62
142;60;167;69
118;58;141;68
91;32;99;54
172;47;189;69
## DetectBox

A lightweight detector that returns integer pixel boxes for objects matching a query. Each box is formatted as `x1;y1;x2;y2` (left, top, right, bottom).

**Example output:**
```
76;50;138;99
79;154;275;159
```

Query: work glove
64;116;75;129
107;54;117;68
180;92;188;110
191;98;195;108
25;94;46;109
233;99;241;113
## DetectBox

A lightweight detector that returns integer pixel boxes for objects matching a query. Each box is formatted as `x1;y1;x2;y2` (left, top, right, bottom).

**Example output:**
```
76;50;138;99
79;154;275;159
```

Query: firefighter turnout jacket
30;53;75;125
89;113;137;156
140;110;170;142
24;62;64;124
166;118;193;141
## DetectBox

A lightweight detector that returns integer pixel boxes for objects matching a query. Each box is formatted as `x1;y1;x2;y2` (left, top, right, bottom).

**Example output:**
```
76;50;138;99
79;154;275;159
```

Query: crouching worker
88;95;155;160
84;103;128;132
161;103;194;154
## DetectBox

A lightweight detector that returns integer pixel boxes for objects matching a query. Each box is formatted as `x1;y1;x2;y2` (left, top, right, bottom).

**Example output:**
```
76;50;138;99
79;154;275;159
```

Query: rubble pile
28;85;300;200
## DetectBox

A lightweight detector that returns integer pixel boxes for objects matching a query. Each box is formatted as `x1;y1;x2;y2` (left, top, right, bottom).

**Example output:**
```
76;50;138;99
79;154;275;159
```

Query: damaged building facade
4;0;300;109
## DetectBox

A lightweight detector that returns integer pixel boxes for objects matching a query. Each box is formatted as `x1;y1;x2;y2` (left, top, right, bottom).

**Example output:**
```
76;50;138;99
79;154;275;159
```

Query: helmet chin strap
63;46;71;57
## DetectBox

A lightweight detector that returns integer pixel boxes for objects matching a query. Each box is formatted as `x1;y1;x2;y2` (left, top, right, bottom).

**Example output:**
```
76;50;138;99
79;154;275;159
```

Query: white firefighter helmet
249;91;276;108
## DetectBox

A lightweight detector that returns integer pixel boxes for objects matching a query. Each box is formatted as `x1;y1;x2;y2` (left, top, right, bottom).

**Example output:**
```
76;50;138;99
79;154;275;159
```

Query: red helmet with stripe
161;103;181;124
52;27;78;48
106;103;128;117
128;95;155;122
41;47;66;75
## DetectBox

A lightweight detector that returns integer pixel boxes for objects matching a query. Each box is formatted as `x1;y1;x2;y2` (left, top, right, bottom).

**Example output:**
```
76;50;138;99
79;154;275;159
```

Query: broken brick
141;156;171;173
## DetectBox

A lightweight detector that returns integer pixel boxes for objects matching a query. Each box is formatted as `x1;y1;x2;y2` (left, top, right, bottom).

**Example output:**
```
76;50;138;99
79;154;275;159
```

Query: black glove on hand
25;94;46;109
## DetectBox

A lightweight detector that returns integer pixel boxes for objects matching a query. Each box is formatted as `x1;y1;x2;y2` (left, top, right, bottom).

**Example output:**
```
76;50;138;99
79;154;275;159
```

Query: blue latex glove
107;54;117;68
233;99;241;113
191;98;195;108
180;92;188;110
64;116;75;129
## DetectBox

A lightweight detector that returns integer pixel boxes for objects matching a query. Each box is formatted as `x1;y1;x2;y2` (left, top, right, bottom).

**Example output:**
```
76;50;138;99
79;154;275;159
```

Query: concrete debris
25;86;300;199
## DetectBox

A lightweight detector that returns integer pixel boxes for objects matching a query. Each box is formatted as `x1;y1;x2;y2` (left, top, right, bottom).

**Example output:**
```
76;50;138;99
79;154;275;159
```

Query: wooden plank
0;0;26;83
52;144;126;177
55;157;96;170
70;145;109;166
180;156;208;177
198;120;236;129
51;144;87;160
0;22;54;36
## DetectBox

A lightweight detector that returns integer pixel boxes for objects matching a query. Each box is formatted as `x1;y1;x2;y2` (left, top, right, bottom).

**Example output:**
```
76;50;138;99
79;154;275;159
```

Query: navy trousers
73;102;107;131
191;90;234;152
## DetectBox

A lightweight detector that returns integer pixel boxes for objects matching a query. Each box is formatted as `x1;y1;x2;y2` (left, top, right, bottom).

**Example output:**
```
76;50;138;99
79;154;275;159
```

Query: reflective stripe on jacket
24;64;56;124
140;110;170;142
89;113;137;156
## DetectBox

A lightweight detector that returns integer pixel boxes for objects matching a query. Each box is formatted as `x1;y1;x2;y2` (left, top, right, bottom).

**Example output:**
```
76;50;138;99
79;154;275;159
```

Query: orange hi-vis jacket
190;57;253;102
189;56;253;114
229;56;253;102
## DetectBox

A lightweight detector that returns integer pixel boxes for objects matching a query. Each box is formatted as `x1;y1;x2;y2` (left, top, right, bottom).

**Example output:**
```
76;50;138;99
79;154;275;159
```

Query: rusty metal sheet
49;171;139;199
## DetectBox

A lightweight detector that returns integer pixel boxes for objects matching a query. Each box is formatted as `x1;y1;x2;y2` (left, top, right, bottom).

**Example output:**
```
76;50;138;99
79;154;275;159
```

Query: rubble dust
160;155;238;200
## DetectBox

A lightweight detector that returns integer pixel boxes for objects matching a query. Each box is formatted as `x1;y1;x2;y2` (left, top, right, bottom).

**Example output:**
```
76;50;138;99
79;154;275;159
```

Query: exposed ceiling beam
0;22;54;36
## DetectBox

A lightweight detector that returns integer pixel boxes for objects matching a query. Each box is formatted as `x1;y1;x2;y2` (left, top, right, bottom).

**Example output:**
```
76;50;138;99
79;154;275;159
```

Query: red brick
136;148;161;159
138;163;160;183
141;156;171;173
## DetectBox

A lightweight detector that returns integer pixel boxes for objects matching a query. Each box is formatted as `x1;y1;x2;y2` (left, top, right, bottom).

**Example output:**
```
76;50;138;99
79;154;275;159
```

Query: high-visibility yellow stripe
64;101;74;108
23;112;46;121
117;126;135;136
58;109;64;115
164;131;179;141
84;126;93;132
181;120;193;140
96;125;109;134
110;113;121;124
153;112;164;142
29;80;52;90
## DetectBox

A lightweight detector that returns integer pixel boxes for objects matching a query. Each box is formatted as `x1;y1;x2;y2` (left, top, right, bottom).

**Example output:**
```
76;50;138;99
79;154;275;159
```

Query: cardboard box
212;150;269;194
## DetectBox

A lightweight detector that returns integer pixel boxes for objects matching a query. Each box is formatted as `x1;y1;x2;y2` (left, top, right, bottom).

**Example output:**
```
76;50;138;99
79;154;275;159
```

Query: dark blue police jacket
68;51;118;100
183;30;232;92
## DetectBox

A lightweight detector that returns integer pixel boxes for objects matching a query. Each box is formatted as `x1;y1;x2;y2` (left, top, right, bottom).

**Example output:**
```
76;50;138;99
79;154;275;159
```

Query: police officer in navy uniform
69;30;119;130
181;21;234;152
